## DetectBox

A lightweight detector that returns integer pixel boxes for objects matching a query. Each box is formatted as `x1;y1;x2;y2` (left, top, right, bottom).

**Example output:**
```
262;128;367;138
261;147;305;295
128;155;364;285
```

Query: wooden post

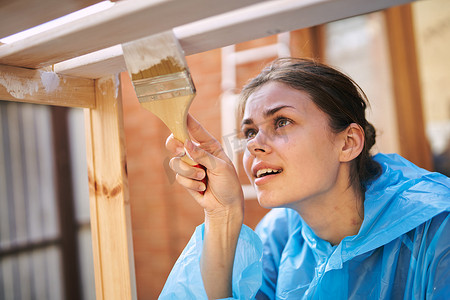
84;74;137;300
290;25;326;60
384;4;434;170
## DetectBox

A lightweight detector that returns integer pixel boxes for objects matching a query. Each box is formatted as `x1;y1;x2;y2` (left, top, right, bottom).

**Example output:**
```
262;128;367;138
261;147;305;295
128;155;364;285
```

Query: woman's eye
244;128;257;140
275;118;291;129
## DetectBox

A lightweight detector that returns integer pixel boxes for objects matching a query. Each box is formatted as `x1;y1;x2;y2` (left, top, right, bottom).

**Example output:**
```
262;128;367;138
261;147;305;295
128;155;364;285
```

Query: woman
159;58;449;299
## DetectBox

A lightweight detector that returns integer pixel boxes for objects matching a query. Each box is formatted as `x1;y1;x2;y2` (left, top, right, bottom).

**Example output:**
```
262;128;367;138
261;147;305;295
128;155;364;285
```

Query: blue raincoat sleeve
158;224;263;299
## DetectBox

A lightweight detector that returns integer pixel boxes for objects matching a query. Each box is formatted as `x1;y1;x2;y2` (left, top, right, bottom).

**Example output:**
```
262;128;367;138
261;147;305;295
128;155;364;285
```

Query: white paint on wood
39;71;60;93
0;64;95;107
122;31;185;75
0;69;61;98
0;71;39;99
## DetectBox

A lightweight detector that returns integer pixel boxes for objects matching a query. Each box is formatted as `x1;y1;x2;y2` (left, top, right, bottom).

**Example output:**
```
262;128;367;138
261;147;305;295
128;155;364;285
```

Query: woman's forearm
165;115;246;298
201;206;244;299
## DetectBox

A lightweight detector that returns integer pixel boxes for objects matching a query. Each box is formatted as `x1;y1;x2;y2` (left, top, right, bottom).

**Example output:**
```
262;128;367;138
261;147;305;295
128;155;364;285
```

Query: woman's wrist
204;202;244;227
204;203;243;243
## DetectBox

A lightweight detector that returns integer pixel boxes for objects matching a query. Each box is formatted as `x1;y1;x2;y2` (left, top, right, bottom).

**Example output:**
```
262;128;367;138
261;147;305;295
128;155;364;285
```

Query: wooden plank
0;0;100;39
84;74;137;300
0;64;95;108
55;0;416;79
55;45;127;80
0;0;259;68
384;5;434;170
176;0;415;55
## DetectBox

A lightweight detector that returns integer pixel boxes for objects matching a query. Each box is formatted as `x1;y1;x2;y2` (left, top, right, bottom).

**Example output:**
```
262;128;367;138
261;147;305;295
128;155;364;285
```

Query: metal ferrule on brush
133;70;196;102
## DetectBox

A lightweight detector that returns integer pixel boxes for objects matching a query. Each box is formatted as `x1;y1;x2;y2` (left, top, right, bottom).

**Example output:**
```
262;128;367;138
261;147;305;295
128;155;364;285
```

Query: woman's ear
340;123;364;162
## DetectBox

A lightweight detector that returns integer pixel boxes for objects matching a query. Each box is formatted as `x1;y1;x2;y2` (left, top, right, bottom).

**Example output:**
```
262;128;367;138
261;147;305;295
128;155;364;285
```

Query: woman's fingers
166;115;244;211
175;173;207;193
169;156;206;180
170;156;207;194
165;134;185;156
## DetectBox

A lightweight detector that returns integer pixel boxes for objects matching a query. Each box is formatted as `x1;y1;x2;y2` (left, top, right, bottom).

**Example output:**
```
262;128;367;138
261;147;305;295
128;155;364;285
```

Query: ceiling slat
55;0;416;79
176;0;415;56
0;0;259;69
0;0;100;39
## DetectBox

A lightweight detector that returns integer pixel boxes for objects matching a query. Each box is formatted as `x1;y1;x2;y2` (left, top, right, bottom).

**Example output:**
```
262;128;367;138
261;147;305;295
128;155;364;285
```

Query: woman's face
242;81;345;209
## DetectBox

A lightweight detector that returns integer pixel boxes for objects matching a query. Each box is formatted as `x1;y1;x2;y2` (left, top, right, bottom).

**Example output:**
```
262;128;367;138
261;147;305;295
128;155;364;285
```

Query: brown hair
238;58;381;195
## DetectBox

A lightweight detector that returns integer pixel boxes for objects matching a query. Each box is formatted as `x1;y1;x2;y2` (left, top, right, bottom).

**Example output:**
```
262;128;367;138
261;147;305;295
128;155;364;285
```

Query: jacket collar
299;153;450;270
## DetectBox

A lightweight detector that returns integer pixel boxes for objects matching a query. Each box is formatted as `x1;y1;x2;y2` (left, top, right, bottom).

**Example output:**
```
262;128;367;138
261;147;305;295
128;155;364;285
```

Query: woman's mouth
256;168;283;178
254;167;283;186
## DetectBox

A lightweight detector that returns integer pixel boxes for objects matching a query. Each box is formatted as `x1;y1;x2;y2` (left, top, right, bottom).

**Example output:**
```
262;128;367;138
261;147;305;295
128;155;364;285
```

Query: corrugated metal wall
0;101;95;300
0;101;63;300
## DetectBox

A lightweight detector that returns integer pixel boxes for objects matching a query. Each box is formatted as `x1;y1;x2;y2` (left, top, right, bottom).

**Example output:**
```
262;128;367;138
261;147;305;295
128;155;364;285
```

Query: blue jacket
159;153;450;299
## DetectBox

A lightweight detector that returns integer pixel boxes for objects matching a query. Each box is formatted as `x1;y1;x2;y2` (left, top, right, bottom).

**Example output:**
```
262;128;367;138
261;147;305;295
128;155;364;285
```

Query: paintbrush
122;30;207;193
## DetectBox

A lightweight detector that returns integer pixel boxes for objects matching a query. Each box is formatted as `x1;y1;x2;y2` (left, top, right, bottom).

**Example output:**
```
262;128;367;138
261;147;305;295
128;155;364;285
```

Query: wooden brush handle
140;95;207;193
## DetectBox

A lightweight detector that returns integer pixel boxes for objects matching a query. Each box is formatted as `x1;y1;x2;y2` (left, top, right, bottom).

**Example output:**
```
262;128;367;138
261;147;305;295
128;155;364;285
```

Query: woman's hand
166;114;244;218
167;114;244;299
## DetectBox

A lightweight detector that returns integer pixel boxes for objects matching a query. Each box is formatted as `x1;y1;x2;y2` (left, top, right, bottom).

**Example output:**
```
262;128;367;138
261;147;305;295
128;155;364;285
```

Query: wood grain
0;0;259;68
384;5;434;170
0;64;95;108
84;74;137;299
0;0;98;39
54;0;415;79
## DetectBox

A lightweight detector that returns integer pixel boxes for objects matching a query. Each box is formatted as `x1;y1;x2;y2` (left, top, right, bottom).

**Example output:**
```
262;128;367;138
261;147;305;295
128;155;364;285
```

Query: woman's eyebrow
241;118;253;128
263;105;295;117
241;105;295;127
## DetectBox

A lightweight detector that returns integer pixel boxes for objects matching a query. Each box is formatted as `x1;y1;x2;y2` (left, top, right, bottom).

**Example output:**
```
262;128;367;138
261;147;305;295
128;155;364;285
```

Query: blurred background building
0;0;449;299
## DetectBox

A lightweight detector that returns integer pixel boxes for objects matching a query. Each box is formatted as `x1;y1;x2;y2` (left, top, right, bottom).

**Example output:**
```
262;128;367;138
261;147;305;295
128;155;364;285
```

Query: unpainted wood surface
54;0;415;79
0;0;99;39
0;0;259;68
84;74;137;300
384;5;434;170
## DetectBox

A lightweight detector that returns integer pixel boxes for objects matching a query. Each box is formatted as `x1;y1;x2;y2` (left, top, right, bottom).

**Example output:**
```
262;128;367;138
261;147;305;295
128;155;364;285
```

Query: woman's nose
246;131;271;155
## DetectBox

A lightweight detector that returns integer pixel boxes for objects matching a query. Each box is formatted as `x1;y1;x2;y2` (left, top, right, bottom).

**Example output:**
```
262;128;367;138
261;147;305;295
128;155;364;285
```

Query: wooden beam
55;45;127;80
0;64;95;108
55;0;416;79
0;0;99;39
176;0;414;55
0;0;259;68
384;5;434;170
84;74;137;300
290;25;326;60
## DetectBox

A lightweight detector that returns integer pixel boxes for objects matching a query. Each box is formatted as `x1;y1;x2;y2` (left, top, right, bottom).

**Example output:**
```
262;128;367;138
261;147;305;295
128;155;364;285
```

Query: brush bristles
131;56;185;81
